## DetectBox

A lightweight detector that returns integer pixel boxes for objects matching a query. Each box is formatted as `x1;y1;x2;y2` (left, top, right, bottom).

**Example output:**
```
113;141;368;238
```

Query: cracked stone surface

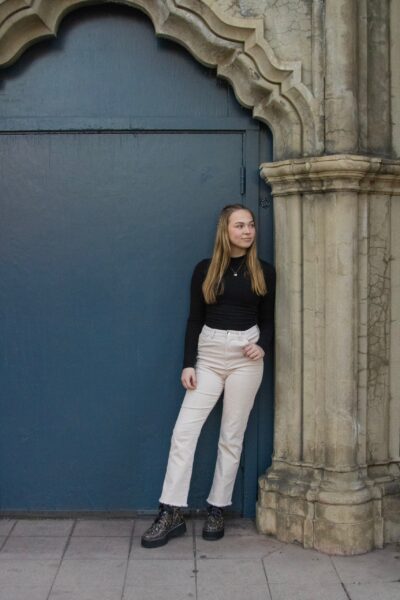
218;0;314;90
367;196;391;463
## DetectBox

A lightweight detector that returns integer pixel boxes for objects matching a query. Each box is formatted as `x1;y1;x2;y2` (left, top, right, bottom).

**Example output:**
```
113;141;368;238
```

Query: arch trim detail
0;0;322;158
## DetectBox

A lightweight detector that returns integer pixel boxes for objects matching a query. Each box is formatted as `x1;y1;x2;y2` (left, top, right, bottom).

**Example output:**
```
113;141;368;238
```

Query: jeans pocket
248;328;260;345
199;329;213;346
199;328;208;339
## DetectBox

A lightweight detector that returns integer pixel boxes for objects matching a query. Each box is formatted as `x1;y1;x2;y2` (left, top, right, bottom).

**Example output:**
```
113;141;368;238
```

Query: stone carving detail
0;0;321;158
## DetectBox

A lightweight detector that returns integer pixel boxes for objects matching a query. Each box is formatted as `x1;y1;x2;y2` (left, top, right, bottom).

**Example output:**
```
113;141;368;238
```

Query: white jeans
159;324;264;508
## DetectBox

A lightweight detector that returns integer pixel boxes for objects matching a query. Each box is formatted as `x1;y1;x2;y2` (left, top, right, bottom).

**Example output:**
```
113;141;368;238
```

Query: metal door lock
259;196;272;209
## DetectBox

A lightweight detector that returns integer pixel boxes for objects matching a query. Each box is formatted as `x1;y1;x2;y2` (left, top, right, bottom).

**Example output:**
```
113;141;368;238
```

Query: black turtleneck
183;256;276;368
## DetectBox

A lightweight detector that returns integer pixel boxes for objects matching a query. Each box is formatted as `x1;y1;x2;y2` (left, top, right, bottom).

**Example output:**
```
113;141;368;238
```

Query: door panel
0;131;245;510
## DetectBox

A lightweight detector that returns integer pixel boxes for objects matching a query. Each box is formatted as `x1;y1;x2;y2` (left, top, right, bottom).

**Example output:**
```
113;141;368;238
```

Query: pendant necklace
230;257;246;277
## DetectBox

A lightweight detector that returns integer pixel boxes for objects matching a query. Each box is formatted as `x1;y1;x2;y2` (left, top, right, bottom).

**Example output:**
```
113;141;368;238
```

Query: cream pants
159;324;264;508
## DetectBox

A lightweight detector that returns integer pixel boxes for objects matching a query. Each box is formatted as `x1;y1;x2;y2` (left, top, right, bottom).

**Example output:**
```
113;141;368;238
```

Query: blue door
0;5;273;516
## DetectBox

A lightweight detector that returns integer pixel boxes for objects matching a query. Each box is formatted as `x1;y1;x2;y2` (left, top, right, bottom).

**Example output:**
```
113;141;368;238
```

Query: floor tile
12;519;74;537
197;558;271;600
0;536;67;561
262;544;339;585
0;520;15;537
331;544;400;583
64;536;130;560
0;559;59;600
269;582;349;600
129;532;194;559
123;559;195;600
196;534;284;559
74;519;133;537
49;558;127;600
345;581;400;600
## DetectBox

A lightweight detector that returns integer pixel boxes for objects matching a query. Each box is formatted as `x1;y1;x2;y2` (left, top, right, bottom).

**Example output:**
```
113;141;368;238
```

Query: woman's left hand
243;343;265;360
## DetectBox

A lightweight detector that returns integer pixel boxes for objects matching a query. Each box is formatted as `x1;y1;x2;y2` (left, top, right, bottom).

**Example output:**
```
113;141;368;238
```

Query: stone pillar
256;155;400;555
365;0;391;155
325;0;359;153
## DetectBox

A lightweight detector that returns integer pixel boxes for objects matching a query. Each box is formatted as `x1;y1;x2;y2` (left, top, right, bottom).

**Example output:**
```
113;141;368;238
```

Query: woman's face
227;209;256;255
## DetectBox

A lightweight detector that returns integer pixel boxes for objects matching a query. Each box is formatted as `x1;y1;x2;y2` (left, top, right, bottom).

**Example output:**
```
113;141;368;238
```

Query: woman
141;204;275;548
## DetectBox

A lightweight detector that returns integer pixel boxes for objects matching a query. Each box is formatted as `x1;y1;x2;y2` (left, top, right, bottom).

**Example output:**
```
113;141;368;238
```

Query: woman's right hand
181;367;197;390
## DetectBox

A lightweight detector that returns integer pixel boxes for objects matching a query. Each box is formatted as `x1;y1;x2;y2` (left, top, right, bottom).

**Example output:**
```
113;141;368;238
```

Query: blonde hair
202;204;267;304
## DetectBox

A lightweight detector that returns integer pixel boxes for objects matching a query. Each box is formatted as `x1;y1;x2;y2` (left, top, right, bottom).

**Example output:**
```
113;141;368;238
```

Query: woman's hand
243;343;265;360
181;367;197;390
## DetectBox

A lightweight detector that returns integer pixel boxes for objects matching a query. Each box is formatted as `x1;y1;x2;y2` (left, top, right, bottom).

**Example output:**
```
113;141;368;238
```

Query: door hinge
240;166;246;195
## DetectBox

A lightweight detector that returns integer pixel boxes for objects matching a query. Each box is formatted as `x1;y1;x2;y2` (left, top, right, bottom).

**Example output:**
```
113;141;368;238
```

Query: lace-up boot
141;503;186;548
202;504;224;540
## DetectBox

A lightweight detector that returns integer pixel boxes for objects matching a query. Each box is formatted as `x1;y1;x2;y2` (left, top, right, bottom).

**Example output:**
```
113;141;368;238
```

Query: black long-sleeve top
183;256;276;368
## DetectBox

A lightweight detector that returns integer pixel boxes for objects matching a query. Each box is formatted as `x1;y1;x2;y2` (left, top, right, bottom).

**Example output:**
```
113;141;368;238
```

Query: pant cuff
206;498;232;508
159;497;188;508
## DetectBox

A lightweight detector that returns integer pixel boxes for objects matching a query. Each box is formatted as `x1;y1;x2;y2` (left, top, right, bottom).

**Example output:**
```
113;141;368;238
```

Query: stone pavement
0;516;399;600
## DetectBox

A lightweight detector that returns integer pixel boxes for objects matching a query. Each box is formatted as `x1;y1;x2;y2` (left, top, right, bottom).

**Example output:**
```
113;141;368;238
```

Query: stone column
256;155;400;555
325;0;359;153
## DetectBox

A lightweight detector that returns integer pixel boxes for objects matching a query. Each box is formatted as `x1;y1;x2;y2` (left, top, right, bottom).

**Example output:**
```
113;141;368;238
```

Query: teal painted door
0;5;274;515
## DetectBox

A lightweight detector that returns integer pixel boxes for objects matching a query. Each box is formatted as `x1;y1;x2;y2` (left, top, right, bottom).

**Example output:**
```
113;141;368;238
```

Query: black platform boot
202;504;224;541
141;503;186;548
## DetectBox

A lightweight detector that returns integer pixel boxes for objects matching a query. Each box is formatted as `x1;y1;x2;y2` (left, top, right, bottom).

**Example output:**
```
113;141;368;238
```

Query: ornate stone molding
260;154;400;195
0;0;322;159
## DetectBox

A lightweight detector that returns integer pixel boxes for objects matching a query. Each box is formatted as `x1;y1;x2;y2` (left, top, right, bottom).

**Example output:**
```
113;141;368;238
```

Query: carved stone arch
0;0;321;159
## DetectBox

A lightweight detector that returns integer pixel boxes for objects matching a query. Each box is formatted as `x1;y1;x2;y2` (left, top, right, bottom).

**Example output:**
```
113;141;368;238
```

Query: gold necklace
229;257;246;277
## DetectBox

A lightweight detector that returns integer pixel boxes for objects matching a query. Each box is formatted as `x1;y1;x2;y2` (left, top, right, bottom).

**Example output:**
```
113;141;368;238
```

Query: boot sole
202;528;224;541
141;521;187;548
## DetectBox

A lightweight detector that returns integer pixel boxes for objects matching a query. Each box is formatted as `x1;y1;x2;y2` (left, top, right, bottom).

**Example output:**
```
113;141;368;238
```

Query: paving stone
64;536;130;560
0;559;59;600
74;519;134;537
262;543;339;586
196;558;271;600
269;582;349;600
49;558;127;600
129;531;194;560
196;534;284;559
12;519;74;537
345;581;400;600
331;544;400;583
0;520;15;537
123;559;195;600
0;536;67;561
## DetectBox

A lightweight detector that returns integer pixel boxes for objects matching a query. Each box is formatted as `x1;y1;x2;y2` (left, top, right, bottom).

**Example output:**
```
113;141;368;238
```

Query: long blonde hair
202;204;267;304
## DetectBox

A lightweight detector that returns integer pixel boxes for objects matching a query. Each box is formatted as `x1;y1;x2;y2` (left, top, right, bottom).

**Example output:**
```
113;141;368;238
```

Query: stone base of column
256;460;400;555
368;462;400;544
383;492;400;542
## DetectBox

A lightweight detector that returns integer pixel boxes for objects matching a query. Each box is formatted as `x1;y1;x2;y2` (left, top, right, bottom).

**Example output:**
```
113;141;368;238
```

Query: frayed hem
159;499;188;508
206;499;232;508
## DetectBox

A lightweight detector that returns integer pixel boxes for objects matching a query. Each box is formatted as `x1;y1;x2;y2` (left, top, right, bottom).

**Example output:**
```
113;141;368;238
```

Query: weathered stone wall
216;0;395;159
219;0;315;90
391;0;400;157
